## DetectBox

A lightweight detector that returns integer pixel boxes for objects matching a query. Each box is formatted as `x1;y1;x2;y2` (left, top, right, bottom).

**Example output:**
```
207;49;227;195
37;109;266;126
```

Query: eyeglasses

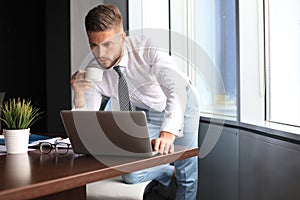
39;140;71;155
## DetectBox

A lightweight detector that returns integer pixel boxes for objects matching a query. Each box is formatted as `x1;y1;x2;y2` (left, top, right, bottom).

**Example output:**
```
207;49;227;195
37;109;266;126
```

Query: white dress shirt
82;35;190;136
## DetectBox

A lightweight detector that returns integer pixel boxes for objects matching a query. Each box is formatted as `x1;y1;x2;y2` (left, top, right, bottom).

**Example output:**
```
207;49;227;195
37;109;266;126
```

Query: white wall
70;0;104;75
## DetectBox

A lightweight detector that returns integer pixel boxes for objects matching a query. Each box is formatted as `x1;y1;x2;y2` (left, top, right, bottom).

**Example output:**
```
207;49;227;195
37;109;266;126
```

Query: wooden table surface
0;146;198;200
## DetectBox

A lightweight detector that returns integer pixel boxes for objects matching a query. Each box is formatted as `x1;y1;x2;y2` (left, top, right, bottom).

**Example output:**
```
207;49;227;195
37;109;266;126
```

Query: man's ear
121;32;126;43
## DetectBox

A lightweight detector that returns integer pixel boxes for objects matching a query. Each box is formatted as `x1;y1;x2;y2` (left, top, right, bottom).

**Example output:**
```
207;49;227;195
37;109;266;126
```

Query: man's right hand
70;70;92;108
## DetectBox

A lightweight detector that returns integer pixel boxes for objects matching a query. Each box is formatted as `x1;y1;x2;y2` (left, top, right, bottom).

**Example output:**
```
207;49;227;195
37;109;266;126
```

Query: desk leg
34;185;86;200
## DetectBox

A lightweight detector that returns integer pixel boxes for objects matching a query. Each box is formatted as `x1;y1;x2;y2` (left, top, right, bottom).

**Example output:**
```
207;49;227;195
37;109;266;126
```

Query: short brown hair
85;4;123;32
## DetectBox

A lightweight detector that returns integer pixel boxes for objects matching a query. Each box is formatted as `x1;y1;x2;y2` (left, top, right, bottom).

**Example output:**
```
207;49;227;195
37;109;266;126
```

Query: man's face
88;29;125;69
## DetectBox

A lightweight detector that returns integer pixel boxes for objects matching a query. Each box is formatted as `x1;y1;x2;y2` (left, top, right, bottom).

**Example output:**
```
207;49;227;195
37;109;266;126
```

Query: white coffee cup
85;67;104;82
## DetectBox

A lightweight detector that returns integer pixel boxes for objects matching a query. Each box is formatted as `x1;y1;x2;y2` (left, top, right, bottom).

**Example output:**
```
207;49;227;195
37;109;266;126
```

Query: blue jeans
122;85;200;200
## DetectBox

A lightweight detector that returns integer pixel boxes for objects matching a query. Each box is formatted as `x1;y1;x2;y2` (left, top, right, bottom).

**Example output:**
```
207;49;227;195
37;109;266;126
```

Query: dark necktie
114;66;132;111
99;95;110;111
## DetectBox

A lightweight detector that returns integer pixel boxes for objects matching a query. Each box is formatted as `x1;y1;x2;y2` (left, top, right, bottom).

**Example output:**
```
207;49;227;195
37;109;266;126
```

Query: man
71;4;200;199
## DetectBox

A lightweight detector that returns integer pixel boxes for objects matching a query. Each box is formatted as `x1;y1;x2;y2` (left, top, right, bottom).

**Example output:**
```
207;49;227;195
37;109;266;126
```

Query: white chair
87;176;151;200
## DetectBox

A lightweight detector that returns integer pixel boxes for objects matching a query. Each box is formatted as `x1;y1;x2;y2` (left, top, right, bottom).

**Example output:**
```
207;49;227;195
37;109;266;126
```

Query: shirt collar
117;51;128;67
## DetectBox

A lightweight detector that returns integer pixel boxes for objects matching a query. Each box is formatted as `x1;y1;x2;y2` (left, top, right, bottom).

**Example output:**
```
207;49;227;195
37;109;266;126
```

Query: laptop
60;110;158;157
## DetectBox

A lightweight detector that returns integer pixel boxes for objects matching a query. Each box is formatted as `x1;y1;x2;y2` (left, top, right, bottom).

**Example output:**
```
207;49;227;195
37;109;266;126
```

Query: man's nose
93;46;106;57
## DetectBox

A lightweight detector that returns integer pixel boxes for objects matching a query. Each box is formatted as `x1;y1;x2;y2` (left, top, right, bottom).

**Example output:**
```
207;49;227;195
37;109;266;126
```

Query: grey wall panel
239;130;300;200
198;123;239;200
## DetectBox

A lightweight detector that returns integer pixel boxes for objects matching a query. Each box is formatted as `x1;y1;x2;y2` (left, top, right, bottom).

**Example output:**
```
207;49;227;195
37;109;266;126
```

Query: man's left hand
152;131;176;155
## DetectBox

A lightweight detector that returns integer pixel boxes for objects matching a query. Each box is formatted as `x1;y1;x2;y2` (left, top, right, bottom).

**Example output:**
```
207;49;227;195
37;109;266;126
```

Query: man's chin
98;62;112;69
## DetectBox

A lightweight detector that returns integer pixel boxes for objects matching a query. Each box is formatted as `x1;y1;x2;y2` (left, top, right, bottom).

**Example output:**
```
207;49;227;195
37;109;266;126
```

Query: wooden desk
0;146;198;200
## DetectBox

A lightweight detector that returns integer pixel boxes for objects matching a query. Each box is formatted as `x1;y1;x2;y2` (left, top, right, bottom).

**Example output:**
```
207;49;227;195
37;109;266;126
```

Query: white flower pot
4;128;30;154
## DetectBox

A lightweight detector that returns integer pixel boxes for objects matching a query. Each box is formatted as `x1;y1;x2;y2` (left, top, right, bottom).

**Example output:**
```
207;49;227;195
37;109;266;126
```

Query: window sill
239;121;300;143
200;114;300;143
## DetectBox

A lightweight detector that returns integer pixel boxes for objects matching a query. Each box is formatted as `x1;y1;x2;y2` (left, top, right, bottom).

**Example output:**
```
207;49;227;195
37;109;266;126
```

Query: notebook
60;110;158;157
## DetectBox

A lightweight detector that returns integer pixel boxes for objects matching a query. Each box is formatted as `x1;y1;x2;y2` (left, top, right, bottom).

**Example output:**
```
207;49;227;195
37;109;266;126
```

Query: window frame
128;0;300;135
239;0;300;134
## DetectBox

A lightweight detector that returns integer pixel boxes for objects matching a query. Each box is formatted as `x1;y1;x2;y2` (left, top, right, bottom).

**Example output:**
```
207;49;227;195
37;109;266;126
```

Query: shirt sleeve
71;83;103;111
71;106;87;111
146;42;189;137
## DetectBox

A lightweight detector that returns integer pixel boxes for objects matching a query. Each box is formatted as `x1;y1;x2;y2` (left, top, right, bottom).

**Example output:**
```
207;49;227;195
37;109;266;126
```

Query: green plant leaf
0;98;43;130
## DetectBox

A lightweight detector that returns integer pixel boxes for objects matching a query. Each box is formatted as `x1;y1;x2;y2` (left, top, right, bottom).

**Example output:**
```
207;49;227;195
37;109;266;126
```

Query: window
129;0;299;133
239;0;300;134
129;0;238;119
265;0;300;127
193;0;237;118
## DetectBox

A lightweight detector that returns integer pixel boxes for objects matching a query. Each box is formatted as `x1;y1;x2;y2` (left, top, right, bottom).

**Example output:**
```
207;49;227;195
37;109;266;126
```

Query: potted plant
0;98;43;154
